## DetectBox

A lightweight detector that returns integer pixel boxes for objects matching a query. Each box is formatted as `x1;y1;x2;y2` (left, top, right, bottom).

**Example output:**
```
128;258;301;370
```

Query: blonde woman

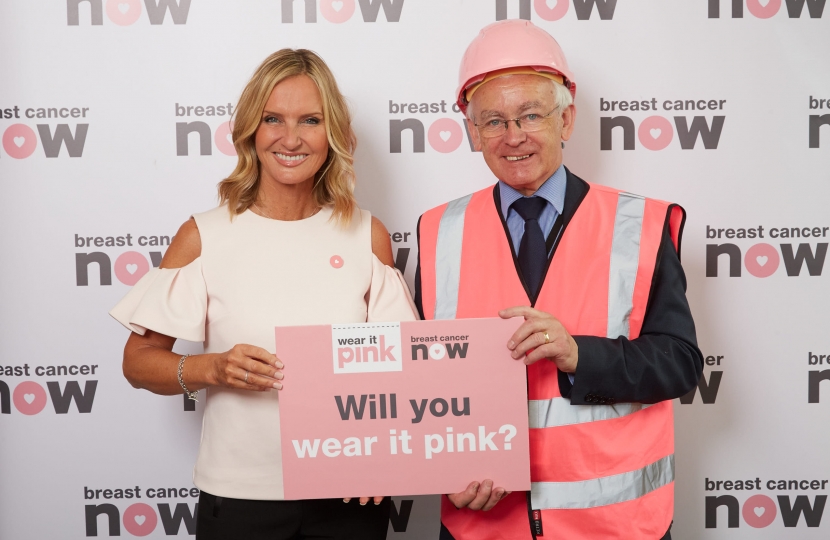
111;49;417;539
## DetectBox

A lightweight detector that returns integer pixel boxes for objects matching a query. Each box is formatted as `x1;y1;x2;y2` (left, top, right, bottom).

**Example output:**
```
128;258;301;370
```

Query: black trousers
196;492;391;540
439;522;672;539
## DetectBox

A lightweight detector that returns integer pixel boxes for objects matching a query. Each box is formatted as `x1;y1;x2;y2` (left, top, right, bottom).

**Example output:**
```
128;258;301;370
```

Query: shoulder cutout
371;216;395;268
159;218;201;269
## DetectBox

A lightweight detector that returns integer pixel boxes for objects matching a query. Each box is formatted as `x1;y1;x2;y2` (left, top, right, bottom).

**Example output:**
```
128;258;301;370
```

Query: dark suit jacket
414;168;703;405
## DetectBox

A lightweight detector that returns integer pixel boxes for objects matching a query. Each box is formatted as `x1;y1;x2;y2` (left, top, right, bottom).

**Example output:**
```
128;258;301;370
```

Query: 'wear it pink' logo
332;323;403;374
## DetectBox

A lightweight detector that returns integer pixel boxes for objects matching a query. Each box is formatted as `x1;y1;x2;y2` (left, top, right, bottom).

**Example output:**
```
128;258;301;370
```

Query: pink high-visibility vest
418;181;684;539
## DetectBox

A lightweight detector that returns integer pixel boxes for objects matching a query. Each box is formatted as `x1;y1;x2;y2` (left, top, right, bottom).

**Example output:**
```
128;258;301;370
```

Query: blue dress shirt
499;164;567;256
498;164;573;382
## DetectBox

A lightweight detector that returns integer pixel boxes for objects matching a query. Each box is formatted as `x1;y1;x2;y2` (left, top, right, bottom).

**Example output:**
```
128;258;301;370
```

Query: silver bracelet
177;354;199;401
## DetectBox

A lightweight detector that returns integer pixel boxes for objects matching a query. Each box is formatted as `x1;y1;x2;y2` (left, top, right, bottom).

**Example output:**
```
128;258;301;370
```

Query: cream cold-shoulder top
110;205;418;500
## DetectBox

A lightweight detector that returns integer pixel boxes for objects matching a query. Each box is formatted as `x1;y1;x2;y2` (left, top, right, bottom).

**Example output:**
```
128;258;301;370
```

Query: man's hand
447;480;508;511
499;306;578;373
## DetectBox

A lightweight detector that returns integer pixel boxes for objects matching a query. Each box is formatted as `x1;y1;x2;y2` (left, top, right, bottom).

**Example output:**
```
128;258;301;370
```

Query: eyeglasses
474;108;559;138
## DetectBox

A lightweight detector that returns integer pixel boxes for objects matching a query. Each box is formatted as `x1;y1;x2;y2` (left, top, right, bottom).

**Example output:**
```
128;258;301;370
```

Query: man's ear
465;117;482;151
560;104;576;142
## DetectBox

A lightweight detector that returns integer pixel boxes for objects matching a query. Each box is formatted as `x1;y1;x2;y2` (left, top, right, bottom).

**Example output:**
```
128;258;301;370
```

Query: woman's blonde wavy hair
218;49;357;224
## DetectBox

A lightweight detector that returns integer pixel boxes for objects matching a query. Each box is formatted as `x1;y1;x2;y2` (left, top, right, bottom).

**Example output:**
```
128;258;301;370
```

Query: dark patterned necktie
511;196;548;297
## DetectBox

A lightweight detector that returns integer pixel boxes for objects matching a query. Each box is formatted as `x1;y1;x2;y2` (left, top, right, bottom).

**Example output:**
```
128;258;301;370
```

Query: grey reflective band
531;454;674;510
434;194;472;320
607;192;646;339
528;398;652;429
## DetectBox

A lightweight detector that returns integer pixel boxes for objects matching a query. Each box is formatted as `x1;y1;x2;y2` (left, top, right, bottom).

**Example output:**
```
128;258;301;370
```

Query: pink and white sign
275;318;530;500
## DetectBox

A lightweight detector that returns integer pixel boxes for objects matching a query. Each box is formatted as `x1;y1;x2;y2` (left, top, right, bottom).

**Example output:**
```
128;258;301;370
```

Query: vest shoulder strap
419;187;494;320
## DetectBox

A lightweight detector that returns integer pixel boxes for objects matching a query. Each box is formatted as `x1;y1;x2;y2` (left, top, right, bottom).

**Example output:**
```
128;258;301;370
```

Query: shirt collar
498;164;567;218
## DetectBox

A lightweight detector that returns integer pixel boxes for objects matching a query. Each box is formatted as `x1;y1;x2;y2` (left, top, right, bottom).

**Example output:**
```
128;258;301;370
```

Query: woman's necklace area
252;201;321;221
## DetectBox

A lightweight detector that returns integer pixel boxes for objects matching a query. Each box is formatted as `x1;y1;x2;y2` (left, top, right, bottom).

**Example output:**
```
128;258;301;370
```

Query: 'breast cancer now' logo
599;97;727;151
496;0;618;20
84;485;200;537
388;99;477;154
175;103;236;157
280;0;404;23
2;105;90;158
1;364;99;416
333;323;402;374
705;477;828;529
75;233;172;286
708;0;826;19
67;0;191;26
705;224;829;278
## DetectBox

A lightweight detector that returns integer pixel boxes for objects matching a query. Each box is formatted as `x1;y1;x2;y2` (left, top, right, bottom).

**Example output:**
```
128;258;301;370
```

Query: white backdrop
1;0;829;538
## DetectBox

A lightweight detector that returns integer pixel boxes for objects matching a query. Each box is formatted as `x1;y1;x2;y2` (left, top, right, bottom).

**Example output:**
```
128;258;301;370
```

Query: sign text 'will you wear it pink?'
275;318;530;500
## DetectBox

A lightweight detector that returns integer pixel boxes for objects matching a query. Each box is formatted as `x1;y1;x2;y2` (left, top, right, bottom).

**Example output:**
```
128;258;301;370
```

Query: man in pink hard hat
414;20;702;540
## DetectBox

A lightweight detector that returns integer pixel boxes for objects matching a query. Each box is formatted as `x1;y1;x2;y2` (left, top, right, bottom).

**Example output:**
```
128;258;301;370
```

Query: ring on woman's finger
244;371;249;383
543;332;551;344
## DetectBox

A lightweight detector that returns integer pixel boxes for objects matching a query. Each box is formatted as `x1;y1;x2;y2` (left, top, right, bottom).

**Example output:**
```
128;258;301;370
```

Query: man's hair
466;79;573;121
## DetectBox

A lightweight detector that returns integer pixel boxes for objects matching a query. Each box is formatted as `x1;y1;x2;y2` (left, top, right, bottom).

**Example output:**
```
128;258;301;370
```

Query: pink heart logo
427;118;463;153
330;255;344;269
649;128;662;139
24;394;35;404
332;0;343;11
214;121;236;156
754;507;765;517
13;137;25;147
746;0;780;18
534;0;568;20
106;0;141;26
756;256;768;266
122;503;157;535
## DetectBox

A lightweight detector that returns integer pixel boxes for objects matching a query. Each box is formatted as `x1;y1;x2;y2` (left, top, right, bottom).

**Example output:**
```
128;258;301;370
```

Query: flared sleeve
109;258;207;342
366;255;419;322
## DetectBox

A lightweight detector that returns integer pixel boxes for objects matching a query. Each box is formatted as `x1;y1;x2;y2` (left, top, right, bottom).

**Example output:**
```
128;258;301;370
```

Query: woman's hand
342;497;385;506
210;344;284;391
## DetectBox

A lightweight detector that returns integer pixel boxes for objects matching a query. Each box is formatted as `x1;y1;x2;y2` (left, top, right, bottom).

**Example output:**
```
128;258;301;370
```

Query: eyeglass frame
472;107;560;138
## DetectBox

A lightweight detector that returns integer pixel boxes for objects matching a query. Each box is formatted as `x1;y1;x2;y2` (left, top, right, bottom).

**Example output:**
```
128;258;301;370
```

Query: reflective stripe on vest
607;192;645;339
531;455;675;510
528;398;652;428
434;194;472;320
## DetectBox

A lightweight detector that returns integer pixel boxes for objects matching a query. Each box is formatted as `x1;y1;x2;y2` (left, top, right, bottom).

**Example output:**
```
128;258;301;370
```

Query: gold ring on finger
543;332;551;344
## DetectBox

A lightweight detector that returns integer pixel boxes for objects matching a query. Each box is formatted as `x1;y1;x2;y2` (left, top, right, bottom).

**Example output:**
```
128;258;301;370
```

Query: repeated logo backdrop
1;1;829;538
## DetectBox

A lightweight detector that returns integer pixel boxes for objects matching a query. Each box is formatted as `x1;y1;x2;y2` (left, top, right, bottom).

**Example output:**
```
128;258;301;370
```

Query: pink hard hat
456;19;576;114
